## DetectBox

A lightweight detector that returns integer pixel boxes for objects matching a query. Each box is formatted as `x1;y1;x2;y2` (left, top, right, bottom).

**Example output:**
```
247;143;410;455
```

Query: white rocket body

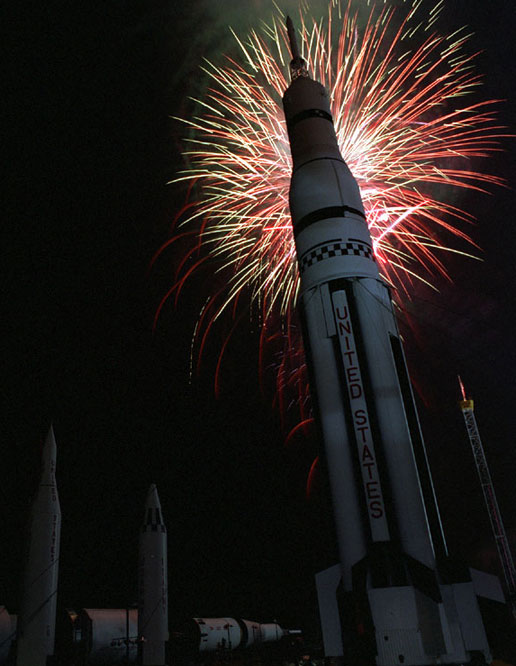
282;58;493;665
181;618;291;652
138;484;168;665
16;426;61;666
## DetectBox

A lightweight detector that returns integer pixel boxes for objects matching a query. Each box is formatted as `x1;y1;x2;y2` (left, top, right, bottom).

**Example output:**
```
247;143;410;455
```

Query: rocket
16;426;61;666
281;18;496;665
138;484;168;665
175;618;301;653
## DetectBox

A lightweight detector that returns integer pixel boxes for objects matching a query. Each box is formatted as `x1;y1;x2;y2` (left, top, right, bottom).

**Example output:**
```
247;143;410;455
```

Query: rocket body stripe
287;107;333;128
294;205;366;237
331;289;390;540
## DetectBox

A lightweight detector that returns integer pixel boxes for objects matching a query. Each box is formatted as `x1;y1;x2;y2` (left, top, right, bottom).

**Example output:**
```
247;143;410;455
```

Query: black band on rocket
294;205;367;238
287;108;333;130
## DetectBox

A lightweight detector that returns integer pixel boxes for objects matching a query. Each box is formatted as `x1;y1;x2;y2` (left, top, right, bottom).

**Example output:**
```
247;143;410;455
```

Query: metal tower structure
458;376;516;613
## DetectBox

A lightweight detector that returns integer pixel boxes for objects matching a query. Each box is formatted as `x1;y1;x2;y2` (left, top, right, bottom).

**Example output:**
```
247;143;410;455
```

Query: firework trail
156;0;505;429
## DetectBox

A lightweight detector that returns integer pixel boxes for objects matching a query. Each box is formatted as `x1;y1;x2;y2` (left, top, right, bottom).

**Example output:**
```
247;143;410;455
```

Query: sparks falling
157;0;505;417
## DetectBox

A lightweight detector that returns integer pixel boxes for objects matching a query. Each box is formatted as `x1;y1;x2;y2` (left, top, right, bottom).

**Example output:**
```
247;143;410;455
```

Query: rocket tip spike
45;423;57;446
145;483;161;508
42;424;57;479
286;16;300;60
285;16;308;81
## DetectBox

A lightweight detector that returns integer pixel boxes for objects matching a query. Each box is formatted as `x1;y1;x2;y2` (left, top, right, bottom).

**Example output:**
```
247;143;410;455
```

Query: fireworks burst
157;0;505;421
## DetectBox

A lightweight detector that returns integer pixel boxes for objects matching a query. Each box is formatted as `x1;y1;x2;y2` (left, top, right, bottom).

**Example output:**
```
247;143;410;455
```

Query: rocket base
316;560;506;666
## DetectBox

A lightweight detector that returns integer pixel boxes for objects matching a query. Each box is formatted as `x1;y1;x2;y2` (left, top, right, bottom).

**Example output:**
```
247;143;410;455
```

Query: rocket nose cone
142;484;166;530
146;483;160;508
41;424;57;480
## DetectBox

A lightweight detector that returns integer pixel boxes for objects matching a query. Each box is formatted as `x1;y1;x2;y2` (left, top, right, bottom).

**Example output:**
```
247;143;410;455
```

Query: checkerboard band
300;241;374;274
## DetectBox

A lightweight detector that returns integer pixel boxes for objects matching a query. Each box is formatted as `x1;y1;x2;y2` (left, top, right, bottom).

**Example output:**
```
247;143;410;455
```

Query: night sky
3;0;516;636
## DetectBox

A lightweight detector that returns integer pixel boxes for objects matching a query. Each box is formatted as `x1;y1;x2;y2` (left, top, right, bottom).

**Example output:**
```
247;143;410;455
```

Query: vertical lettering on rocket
332;290;389;538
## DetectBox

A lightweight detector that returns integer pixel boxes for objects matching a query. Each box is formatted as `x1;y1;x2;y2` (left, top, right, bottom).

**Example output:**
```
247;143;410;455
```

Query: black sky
2;0;516;634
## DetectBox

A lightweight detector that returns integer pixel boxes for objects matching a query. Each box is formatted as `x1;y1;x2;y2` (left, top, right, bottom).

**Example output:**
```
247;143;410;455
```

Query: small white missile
138;484;168;665
16;426;61;666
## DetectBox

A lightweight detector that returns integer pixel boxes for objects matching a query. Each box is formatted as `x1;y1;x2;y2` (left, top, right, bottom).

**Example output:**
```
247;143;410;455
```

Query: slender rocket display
282;17;496;665
138;484;168;665
16;426;61;666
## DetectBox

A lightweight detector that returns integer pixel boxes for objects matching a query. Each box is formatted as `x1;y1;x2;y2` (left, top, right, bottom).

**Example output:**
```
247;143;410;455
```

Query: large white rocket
281;18;498;666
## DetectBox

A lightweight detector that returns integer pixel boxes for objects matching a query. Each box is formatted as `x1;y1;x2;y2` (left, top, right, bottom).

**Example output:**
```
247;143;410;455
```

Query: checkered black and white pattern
300;241;374;274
